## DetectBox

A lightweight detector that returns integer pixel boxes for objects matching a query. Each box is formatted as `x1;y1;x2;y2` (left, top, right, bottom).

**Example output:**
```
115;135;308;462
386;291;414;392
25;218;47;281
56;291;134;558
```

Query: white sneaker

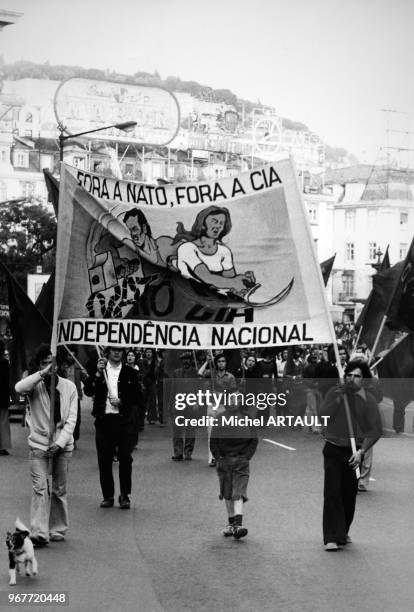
50;533;65;542
324;542;339;551
222;524;234;537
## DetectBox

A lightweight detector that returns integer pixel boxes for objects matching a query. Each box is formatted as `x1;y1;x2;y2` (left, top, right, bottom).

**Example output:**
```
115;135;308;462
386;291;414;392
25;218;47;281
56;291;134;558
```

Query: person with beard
320;359;382;551
15;344;78;546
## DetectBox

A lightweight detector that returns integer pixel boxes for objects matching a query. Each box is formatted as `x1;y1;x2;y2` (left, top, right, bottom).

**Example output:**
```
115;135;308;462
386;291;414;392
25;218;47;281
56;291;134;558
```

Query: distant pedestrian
155;350;167;427
169;351;199;461
125;349;142;446
199;353;237;466
210;397;258;539
140;348;157;424
83;346;142;509
15;344;78;546
0;340;12;455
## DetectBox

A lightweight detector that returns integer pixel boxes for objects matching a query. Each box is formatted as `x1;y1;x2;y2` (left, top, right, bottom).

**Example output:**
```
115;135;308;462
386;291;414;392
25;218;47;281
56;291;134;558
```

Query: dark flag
386;238;414;333
355;246;390;331
376;333;414;432
320;254;336;286
34;270;55;326
380;245;390;271
0;260;51;384
43;169;59;216
356;262;402;353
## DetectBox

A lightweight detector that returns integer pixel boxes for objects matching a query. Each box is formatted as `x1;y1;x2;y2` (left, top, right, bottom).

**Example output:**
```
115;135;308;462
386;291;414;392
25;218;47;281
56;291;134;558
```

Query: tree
0;199;56;303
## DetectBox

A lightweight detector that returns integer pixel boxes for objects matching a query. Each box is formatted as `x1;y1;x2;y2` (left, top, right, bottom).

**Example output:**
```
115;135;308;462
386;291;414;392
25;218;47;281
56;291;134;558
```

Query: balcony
338;292;357;302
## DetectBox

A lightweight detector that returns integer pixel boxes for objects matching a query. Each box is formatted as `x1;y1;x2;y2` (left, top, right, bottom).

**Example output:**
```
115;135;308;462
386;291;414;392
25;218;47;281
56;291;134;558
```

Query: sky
2;0;414;163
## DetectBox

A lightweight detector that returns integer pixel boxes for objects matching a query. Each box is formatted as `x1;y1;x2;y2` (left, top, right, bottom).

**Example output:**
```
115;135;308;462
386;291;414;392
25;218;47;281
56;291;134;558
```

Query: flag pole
96;346;109;386
48;357;57;442
331;341;361;479
288;154;360;478
369;332;408;371
369;356;384;371
62;344;87;373
368;314;387;365
353;325;363;351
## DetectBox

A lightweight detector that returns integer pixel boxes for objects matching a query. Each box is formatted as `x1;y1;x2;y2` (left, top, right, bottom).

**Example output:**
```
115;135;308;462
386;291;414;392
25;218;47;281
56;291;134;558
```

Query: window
342;274;354;296
40;154;53;170
124;163;134;175
400;212;408;225
345;210;355;231
346;242;354;261
167;166;175;179
186;166;197;180
0;181;6;201
73;156;86;169
400;243;408;259
368;242;377;260
24;130;33;138
14;151;29;168
25;113;33;123
308;203;317;223
0;149;7;163
368;209;376;224
20;181;35;198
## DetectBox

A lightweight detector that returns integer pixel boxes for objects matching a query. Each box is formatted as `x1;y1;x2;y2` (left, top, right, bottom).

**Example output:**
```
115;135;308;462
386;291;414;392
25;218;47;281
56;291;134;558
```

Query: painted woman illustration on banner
169;205;256;298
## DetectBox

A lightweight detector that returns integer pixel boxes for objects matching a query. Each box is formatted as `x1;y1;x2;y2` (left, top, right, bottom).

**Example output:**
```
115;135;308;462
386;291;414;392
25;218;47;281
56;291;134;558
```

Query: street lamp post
58;121;137;162
370;247;383;272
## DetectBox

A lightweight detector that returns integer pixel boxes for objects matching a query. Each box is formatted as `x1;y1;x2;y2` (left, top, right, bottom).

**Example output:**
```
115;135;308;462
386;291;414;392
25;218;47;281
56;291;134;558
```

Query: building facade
1;77;413;322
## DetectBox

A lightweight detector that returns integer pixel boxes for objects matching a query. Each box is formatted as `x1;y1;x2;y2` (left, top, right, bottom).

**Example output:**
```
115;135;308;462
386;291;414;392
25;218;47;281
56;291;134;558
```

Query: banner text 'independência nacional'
56;318;316;349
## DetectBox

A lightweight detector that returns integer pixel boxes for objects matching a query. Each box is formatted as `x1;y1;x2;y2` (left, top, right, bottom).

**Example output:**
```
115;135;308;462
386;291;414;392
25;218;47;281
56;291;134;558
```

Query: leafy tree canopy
0;199;56;303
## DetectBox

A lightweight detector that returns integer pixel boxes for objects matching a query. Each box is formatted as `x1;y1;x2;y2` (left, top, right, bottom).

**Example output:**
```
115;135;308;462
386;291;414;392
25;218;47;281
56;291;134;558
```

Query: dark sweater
321;386;382;449
210;414;258;460
83;363;142;421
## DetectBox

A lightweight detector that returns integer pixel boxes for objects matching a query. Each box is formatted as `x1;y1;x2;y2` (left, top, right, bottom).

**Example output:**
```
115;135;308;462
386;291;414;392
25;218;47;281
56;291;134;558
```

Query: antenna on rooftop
380;108;414;198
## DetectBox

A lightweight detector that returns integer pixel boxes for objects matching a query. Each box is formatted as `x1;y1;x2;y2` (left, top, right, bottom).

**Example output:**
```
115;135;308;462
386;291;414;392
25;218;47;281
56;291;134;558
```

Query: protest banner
52;160;333;350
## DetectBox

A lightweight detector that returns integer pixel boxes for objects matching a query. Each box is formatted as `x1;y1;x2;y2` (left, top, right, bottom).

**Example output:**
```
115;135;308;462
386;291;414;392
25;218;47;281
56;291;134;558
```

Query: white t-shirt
105;362;122;414
177;241;234;279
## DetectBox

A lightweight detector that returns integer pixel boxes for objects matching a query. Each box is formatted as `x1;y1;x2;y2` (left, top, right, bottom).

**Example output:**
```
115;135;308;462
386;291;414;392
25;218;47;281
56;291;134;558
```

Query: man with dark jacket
320;359;382;551
83;346;142;509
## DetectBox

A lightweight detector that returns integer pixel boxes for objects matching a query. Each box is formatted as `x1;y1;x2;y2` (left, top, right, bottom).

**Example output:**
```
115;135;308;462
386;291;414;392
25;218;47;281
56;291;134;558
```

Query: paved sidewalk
0;398;163;612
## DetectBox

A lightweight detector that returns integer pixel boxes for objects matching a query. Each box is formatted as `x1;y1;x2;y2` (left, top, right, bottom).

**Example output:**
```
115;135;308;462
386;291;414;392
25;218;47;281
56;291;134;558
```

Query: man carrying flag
320;359;382;551
15;344;78;546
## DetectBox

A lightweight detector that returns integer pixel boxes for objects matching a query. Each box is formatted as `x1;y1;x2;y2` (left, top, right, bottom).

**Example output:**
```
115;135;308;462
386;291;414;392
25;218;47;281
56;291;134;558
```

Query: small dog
6;519;38;586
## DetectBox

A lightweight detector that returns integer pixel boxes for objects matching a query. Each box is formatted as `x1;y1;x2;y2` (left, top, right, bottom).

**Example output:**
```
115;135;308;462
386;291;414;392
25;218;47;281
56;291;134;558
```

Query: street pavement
1;399;414;612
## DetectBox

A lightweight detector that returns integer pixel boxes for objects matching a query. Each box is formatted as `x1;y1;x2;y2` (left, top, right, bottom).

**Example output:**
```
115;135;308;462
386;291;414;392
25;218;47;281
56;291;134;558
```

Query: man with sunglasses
320;359;382;551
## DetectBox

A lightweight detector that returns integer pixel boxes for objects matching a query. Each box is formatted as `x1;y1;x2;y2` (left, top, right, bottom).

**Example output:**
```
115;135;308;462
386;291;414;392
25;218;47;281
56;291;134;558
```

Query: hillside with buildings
0;60;356;167
0;60;413;325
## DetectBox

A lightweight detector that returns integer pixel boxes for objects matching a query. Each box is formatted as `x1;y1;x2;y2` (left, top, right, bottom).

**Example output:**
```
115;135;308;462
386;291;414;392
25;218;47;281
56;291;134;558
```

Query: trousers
322;442;358;545
95;415;135;499
29;448;72;541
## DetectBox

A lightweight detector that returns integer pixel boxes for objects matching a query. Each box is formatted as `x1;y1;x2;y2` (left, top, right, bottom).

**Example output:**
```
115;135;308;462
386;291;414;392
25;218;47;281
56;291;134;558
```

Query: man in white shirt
83;347;141;509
